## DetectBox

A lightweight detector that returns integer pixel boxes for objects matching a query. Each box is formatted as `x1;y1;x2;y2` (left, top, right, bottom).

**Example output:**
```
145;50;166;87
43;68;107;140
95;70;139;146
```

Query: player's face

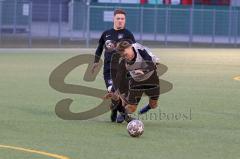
121;46;134;61
114;14;126;30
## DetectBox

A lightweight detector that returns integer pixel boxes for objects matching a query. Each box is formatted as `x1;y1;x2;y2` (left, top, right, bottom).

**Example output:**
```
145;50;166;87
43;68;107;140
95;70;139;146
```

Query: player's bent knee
149;100;158;109
126;104;137;113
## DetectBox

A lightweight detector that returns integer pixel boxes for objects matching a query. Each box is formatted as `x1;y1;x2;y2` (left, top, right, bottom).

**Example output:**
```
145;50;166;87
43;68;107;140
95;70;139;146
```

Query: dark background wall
32;0;70;22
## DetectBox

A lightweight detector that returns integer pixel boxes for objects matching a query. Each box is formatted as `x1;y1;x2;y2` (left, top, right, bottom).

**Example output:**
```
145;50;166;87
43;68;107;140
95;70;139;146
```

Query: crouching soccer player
114;40;160;123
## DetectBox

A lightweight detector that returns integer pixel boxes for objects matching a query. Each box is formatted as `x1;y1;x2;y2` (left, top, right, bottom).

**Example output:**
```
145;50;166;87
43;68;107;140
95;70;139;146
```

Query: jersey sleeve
125;29;136;44
129;31;136;43
94;32;105;63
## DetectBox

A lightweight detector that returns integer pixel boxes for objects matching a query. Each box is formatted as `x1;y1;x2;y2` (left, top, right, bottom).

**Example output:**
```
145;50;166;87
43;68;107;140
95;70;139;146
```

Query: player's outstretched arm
91;62;99;74
92;32;105;74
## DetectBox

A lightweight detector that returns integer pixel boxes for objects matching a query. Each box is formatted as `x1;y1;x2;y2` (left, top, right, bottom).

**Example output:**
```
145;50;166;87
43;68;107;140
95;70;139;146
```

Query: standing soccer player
91;9;136;122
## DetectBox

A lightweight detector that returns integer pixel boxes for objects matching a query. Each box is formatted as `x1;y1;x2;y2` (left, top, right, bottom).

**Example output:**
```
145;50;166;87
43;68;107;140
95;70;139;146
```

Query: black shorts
127;71;160;105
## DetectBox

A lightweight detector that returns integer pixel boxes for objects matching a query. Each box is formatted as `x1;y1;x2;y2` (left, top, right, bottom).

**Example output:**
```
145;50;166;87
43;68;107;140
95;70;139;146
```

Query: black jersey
94;28;135;65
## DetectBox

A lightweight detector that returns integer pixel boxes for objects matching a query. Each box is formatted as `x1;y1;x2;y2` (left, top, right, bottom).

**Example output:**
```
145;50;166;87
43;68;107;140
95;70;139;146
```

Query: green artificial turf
0;49;239;159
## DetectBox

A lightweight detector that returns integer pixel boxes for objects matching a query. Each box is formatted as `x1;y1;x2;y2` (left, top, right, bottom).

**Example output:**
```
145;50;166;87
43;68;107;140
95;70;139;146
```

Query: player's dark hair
116;40;132;54
114;9;126;16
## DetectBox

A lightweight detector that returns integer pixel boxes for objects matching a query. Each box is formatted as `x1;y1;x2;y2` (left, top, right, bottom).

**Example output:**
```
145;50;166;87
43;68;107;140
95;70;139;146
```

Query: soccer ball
127;120;144;137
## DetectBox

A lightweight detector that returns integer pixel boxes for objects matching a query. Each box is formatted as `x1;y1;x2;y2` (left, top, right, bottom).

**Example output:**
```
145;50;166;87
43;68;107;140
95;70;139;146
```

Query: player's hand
91;62;99;74
134;69;144;75
103;92;119;101
104;92;113;99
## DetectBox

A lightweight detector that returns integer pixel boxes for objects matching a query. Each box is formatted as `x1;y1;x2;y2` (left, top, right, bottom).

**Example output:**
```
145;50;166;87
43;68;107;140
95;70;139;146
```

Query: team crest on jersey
105;40;116;52
118;34;123;39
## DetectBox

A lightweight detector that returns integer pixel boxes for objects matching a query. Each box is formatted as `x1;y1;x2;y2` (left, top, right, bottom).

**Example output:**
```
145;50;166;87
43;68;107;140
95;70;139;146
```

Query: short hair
114;9;126;16
116;40;132;54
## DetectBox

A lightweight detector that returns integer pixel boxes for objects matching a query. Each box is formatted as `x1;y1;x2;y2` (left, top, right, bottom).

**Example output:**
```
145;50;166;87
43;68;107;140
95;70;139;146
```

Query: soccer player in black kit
91;9;135;122
106;41;160;123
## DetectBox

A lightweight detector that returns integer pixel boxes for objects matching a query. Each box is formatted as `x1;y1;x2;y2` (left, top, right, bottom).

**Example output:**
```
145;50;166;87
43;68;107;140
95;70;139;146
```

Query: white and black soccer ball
127;120;144;137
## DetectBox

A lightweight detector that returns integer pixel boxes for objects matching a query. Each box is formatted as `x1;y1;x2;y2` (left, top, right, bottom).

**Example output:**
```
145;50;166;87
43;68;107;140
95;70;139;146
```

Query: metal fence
0;0;239;48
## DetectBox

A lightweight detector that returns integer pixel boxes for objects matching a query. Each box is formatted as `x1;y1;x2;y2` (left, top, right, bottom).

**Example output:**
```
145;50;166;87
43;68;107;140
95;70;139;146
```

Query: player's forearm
94;45;103;63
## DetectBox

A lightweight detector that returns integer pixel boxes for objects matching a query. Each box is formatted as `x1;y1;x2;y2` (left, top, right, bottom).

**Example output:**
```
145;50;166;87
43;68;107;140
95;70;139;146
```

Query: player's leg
104;81;136;123
139;86;160;114
139;96;159;114
114;99;131;123
116;89;142;123
116;104;137;123
138;71;160;114
104;91;129;123
104;75;119;122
